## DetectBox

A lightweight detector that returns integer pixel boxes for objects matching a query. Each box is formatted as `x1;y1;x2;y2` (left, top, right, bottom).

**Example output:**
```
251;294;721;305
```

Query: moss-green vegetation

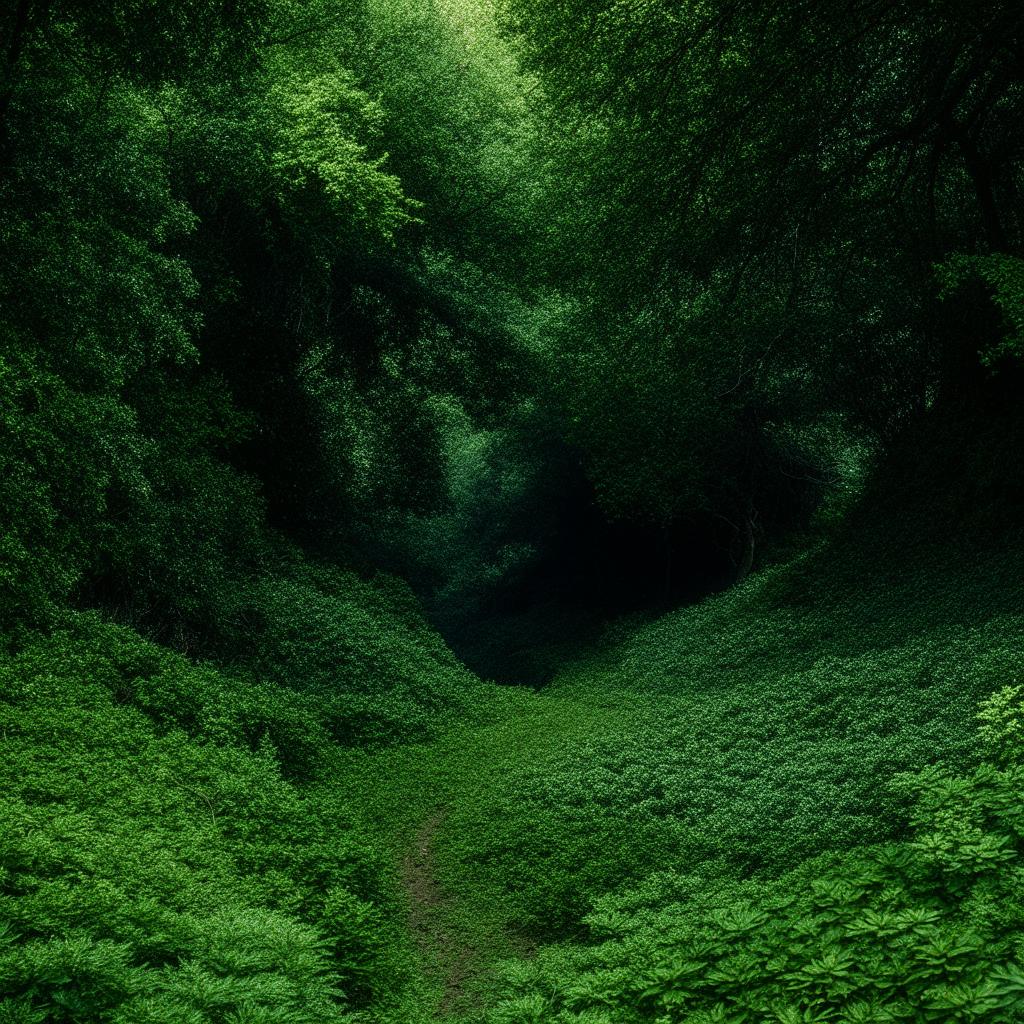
6;488;1024;1021
331;484;1024;1019
3;1;1024;1022
1;615;403;1022
0;580;496;1022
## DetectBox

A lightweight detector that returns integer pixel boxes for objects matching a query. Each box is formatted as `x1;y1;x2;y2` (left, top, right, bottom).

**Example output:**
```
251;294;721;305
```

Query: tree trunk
735;510;755;582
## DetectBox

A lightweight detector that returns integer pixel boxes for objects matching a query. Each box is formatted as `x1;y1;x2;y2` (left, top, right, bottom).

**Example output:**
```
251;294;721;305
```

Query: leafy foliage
436;501;1024;938
484;688;1024;1024
938;254;1024;365
0;616;408;1022
502;0;1024;548
2;2;1024;1023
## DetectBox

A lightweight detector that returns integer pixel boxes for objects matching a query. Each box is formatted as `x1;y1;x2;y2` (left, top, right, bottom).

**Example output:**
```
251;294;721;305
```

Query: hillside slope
0;569;494;1024
337;412;1024;1019
3;412;1023;1024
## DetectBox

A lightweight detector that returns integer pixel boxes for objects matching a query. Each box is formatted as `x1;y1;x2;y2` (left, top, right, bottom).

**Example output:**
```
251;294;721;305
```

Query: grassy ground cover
334;473;1024;1020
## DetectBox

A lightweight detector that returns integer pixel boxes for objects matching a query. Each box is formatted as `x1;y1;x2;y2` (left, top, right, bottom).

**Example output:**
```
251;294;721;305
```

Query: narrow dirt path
400;809;477;1017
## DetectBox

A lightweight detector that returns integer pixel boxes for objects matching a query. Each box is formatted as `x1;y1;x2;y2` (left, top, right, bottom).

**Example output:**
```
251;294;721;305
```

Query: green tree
505;0;1024;555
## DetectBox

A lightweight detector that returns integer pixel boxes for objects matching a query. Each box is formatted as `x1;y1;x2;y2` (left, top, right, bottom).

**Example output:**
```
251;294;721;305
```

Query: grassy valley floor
5;422;1024;1024
332;501;1024;1021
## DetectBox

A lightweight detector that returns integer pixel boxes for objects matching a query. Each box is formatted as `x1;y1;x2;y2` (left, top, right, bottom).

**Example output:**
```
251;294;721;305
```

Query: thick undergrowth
330;418;1024;1020
3;2;1024;1023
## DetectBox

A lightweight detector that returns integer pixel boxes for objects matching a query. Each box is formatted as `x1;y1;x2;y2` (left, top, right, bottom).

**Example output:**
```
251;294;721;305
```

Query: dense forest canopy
2;0;1024;1022
1;0;549;648
3;0;1023;645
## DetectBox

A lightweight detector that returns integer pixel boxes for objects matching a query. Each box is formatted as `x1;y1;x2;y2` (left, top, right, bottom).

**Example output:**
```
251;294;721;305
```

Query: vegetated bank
334;403;1024;1021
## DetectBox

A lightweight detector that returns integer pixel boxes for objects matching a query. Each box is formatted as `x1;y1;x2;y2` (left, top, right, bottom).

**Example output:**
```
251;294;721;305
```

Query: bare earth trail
338;692;600;1018
400;809;478;1017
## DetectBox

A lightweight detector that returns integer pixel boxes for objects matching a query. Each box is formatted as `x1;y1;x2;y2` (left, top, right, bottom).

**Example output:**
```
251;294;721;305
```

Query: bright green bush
0;617;410;1022
485;688;1024;1023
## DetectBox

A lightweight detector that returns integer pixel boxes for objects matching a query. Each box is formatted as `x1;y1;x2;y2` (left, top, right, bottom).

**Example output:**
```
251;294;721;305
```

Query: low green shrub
0;617;410;1022
237;563;487;749
441;537;1024;940
485;686;1024;1023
